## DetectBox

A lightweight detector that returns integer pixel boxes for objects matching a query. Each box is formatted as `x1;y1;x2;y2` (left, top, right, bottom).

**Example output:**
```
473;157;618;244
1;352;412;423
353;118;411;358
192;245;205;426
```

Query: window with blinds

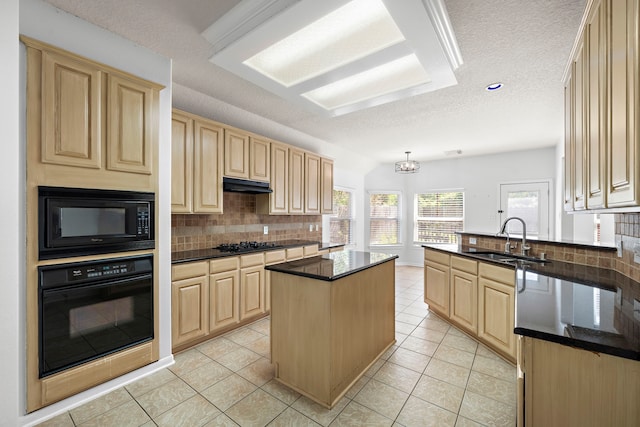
414;191;464;244
370;192;400;245
330;189;355;245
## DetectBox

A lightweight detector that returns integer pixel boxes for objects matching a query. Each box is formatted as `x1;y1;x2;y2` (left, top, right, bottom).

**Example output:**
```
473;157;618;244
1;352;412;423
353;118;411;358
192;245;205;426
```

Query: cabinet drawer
479;262;515;285
286;247;304;260
451;255;477;274
424;249;450;265
172;261;208;281
240;252;264;268
210;257;239;274
265;249;286;265
303;244;318;257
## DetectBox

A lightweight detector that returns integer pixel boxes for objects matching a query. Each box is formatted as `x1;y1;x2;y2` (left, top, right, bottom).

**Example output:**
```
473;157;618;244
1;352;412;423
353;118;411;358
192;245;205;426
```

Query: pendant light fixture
395;151;420;173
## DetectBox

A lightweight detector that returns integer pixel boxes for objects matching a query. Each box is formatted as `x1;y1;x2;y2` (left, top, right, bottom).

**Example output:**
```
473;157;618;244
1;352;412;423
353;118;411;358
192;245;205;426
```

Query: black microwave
38;186;155;260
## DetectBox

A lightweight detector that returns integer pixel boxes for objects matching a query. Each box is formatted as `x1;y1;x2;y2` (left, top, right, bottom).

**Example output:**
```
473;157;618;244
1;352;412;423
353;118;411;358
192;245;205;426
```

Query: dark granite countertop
423;244;640;361
172;240;344;264
265;250;398;281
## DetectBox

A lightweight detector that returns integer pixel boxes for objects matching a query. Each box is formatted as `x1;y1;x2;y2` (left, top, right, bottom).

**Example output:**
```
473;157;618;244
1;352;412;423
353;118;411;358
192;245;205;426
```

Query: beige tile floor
39;265;517;427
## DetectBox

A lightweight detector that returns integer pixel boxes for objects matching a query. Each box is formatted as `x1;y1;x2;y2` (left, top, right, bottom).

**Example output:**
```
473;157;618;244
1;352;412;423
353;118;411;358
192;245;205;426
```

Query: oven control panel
69;260;136;281
39;255;153;289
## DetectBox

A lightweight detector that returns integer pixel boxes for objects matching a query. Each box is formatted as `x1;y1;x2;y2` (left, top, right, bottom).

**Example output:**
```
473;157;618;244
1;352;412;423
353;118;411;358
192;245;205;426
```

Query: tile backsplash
460;212;640;283
171;192;322;252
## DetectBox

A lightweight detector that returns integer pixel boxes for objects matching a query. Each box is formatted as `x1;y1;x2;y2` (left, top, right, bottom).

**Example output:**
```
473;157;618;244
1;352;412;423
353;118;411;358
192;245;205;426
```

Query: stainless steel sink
464;251;548;266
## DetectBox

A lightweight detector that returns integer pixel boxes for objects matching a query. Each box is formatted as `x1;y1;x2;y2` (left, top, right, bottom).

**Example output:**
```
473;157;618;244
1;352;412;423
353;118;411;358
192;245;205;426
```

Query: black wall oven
38;186;154;260
38;254;154;378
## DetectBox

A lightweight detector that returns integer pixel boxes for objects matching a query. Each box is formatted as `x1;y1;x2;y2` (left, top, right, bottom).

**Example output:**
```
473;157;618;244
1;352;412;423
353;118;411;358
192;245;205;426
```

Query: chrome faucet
499;217;530;256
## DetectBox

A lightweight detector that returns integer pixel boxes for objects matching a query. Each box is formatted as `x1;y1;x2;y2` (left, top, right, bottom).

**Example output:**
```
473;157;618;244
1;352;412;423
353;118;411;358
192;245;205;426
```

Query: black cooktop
216;241;282;253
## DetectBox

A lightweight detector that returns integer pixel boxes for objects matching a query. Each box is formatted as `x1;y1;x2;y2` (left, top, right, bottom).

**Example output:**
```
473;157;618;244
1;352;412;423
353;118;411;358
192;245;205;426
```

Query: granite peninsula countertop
171;240;344;264
423;244;640;361
265;250;398;281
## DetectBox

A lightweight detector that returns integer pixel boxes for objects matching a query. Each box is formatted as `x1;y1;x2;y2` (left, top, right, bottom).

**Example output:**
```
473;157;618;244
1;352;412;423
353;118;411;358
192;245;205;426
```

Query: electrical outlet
309;224;313;232
315;224;319;231
616;287;622;306
263;225;268;235
469;237;477;245
616;236;623;257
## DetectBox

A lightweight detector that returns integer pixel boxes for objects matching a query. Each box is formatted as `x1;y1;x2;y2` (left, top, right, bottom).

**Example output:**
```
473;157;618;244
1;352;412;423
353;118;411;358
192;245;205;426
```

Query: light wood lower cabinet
424;249;450;317
240;253;265;320
519;336;640;426
209;257;241;333
424;248;516;363
171;261;209;348
478;263;516;361
449;256;478;334
264;250;286;312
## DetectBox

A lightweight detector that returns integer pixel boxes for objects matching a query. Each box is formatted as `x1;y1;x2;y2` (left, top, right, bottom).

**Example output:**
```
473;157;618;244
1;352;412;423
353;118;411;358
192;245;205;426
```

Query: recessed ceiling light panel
302;54;430;110
243;0;405;87
204;0;463;116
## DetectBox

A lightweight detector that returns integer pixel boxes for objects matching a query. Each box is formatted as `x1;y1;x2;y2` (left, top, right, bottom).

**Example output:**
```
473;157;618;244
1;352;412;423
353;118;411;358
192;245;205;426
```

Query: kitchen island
265;250;398;408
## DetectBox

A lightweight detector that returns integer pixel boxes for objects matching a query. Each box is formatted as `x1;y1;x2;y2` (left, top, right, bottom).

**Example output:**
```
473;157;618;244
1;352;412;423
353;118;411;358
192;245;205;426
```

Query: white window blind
414;191;464;244
370;192;400;245
330;189;355;245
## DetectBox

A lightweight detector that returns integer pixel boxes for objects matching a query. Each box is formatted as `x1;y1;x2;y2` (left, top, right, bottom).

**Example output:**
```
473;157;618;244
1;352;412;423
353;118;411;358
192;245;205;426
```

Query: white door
499;181;550;239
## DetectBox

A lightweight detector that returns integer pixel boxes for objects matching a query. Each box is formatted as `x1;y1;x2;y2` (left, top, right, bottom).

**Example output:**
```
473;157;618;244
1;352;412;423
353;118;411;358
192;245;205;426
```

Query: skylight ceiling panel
242;0;406;87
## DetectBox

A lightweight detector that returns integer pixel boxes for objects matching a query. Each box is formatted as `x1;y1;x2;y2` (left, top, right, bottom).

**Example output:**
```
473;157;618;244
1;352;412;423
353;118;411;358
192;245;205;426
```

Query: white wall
365;147;558;266
0;1;21;426
14;1;174;425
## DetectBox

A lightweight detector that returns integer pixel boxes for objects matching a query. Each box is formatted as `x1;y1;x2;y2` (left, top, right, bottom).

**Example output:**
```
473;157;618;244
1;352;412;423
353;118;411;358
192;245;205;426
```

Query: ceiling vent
202;0;462;117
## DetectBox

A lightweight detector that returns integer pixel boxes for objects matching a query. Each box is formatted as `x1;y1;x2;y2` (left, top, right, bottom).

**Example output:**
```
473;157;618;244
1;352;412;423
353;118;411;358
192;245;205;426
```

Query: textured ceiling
43;0;586;164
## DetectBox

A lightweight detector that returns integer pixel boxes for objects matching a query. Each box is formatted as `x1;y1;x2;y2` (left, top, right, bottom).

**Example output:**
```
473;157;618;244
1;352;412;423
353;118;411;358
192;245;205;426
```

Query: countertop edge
514;327;640;361
265;253;399;281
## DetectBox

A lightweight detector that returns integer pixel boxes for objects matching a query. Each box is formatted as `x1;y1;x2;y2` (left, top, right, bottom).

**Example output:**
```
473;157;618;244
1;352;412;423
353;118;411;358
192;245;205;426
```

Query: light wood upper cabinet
171;110;223;214
171;112;193;213
250;136;270;182
304;152;321;214
572;35;587;211
586;0;607;209
224;128;250;179
564;0;640;210
289;147;305;214
41;49;102;169
107;72;154;175
320;157;334;214
194;119;224;213
424;249;450;317
563;75;574;211
257;141;288;214
607;0;639;207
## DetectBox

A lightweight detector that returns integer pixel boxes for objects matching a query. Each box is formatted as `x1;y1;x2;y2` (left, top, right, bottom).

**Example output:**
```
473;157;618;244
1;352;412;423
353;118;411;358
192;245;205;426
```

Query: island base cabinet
270;260;395;408
520;337;640;426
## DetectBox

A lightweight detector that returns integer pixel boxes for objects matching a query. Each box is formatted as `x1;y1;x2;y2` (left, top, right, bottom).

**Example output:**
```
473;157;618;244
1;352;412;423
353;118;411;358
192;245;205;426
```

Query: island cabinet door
424;254;450;317
210;270;240;332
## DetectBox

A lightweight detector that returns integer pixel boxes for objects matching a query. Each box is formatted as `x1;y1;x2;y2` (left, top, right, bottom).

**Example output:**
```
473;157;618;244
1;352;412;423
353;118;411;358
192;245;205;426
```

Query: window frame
368;190;402;247
413;189;465;245
329;186;356;247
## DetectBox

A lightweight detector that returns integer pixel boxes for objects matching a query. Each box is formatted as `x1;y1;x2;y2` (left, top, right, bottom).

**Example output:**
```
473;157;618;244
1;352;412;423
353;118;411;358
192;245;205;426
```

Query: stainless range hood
222;177;272;194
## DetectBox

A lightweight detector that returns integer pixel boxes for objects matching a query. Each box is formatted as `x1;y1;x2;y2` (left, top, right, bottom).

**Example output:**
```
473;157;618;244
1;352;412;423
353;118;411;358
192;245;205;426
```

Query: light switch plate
263;226;268;235
469;237;477;245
